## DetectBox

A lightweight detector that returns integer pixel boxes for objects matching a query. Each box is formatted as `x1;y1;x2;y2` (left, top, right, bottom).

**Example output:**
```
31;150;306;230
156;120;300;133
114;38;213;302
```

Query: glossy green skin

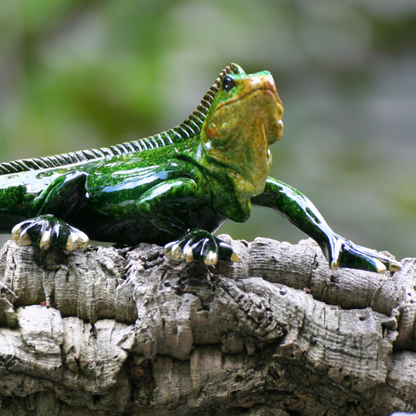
0;64;401;273
0;145;205;237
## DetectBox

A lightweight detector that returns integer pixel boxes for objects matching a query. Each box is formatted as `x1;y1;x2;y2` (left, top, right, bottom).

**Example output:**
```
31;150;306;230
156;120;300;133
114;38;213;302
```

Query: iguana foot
11;214;89;251
328;236;401;273
164;230;240;266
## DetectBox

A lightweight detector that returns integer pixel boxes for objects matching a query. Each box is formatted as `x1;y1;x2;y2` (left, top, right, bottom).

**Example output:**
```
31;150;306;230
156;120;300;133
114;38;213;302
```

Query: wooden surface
0;235;415;415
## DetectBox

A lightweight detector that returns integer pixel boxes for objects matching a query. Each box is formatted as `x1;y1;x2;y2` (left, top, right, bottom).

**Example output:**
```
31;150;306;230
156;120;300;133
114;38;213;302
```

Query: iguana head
201;63;284;198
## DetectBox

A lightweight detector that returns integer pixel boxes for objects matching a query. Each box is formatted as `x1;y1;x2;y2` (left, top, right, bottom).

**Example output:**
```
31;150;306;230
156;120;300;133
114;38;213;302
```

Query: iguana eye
222;76;235;92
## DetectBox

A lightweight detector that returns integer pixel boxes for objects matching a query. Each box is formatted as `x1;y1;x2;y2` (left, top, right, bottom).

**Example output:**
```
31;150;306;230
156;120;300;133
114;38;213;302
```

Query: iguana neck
195;139;269;223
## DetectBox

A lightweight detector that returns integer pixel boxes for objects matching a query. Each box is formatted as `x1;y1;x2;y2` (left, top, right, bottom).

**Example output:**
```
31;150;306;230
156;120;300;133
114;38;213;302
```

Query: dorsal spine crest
0;64;236;175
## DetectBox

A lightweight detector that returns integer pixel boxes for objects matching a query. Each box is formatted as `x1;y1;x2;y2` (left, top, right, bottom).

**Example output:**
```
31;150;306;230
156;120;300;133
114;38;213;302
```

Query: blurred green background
0;0;415;260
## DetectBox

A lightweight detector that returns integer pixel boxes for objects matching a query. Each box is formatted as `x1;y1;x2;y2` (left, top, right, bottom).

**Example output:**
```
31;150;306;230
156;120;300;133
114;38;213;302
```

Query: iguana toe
230;252;240;262
164;242;185;261
11;225;32;246
66;230;89;251
330;260;339;270
389;261;401;272
183;246;194;263
40;229;52;250
204;250;218;266
373;258;387;274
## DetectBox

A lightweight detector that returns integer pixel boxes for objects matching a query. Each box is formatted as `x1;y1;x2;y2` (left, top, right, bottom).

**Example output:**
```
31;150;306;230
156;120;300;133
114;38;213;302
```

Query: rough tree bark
0;234;415;416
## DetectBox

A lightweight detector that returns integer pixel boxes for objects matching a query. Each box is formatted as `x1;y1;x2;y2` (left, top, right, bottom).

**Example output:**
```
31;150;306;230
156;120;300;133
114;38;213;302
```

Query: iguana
0;63;401;273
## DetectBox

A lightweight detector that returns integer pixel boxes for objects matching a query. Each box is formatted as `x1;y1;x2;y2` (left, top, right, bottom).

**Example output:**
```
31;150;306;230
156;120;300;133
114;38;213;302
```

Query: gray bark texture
0;234;415;416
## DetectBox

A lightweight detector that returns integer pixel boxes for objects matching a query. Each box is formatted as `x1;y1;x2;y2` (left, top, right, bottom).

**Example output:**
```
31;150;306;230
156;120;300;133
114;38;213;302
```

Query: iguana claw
11;227;32;247
66;230;89;251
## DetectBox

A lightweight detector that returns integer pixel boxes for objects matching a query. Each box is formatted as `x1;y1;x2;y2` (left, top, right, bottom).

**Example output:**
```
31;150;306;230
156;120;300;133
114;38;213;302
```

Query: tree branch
0;235;414;415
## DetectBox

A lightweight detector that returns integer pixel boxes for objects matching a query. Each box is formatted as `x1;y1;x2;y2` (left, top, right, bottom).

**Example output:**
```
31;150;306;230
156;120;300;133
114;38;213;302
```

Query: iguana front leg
135;178;238;265
11;171;89;251
252;177;401;273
